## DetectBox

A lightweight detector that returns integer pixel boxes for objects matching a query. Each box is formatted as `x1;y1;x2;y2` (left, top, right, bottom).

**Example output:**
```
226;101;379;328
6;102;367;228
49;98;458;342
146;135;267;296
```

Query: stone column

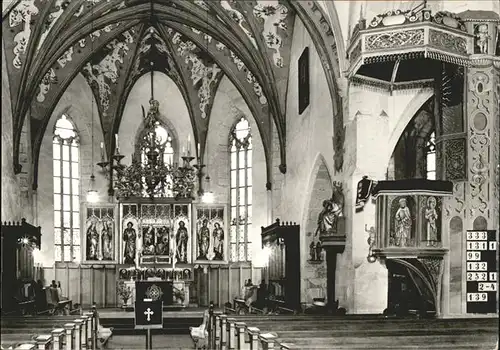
343;84;390;314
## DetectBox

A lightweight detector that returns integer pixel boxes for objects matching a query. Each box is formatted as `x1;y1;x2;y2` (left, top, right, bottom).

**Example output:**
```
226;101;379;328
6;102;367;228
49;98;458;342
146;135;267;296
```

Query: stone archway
301;154;333;306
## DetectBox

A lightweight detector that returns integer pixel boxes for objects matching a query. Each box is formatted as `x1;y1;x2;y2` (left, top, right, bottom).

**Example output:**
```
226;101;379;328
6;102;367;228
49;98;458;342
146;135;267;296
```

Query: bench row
208;312;499;350
1;312;97;350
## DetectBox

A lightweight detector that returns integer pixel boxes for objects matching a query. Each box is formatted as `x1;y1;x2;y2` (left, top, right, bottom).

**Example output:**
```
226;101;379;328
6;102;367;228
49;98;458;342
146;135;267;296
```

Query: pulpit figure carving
101;221;113;260
176;221;188;263
197;219;210;259
315;182;344;237
475;24;490;54
212;222;224;260
394;198;412;247
123;221;137;264
87;222;99;260
425;197;438;246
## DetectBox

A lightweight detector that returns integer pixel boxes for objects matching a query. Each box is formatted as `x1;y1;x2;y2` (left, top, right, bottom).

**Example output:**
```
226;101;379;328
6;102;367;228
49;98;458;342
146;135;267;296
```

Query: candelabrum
97;147;202;200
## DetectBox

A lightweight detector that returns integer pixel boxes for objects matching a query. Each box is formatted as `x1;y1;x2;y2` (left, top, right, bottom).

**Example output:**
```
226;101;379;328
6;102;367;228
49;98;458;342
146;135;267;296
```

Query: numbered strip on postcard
467;293;488;302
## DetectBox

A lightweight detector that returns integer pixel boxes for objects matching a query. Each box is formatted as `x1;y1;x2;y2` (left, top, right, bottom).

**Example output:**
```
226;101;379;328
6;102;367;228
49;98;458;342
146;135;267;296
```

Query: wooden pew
0;311;100;350
213;313;499;350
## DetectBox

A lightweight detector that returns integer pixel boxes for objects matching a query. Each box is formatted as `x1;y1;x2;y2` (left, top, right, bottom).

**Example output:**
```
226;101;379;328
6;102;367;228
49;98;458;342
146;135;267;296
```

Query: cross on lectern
144;308;154;321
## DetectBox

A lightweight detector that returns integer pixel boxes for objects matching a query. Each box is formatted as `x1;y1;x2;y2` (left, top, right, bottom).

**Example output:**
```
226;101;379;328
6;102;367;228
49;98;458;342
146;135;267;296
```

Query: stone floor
106;334;194;349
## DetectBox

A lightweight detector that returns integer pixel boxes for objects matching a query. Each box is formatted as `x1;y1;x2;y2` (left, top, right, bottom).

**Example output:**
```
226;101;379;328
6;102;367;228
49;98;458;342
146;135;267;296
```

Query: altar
119;278;190;308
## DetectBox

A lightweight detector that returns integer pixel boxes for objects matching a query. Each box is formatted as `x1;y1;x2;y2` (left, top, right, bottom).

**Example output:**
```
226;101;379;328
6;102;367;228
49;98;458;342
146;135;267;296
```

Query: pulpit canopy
372;179;454;197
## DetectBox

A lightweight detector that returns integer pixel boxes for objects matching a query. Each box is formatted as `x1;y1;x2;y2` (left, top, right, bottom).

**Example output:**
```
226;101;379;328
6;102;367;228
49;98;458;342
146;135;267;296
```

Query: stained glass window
229;117;252;262
426;132;436;180
140;123;175;197
53;114;80;262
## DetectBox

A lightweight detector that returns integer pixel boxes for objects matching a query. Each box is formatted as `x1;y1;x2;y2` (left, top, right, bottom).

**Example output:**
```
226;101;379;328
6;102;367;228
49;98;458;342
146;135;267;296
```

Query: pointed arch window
229;117;252;262
425;132;436;180
53;114;80;262
139;123;175;197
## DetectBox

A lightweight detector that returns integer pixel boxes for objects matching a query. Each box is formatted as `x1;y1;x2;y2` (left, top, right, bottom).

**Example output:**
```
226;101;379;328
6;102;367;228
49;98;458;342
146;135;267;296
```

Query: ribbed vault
2;0;345;189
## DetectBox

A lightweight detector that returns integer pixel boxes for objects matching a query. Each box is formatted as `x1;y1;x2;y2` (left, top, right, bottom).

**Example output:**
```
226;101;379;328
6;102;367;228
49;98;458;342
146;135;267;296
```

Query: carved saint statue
156;226;170;255
197;219;210;260
475;24;490;54
315;183;344;237
101;221;113;260
212;222;224;261
394;198;412;247
123;221;137;264
86;222;99;260
142;226;155;255
425;197;438;246
176;221;188;263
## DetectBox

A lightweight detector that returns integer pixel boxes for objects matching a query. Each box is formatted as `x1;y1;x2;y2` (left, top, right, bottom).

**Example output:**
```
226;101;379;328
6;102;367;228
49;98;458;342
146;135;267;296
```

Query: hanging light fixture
96;1;199;200
87;89;99;203
202;140;214;203
87;23;99;203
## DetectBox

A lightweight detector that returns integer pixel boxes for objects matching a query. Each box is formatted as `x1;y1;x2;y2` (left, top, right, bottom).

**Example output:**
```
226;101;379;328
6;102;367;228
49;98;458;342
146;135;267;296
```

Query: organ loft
1;0;498;349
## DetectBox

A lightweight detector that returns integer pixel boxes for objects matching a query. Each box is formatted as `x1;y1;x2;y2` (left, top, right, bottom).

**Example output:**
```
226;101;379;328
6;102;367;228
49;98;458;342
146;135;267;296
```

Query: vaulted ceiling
2;0;344;189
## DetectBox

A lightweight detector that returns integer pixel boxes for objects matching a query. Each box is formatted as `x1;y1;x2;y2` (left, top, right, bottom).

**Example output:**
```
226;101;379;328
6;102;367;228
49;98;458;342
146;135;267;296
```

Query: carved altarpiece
83;205;117;263
193;205;228;264
119;201;192;266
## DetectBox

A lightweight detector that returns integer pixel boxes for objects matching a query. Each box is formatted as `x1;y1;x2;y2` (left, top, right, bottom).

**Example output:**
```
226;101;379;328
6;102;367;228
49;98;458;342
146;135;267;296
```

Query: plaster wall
1;39;22;222
207;76;268;263
277;17;339;305
37;73;106;266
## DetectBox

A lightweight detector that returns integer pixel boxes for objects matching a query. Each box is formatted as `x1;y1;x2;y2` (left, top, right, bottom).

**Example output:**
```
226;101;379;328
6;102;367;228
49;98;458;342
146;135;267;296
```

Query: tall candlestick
197;143;200;156
100;142;104;160
115;134;119;151
187;134;191;154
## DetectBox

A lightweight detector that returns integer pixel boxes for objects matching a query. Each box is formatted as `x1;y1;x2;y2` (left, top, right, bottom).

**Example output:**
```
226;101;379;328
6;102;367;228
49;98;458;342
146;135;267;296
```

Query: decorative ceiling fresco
2;0;345;188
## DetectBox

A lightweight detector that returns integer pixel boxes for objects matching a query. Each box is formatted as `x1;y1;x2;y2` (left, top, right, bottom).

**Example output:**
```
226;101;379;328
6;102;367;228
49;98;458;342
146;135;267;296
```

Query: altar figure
156;226;170;255
86;222;99;260
143;226;155;255
101;221;113;260
123;221;137;264
394;198;412;247
425;197;438;246
176;221;188;263
197;219;210;260
212;222;224;260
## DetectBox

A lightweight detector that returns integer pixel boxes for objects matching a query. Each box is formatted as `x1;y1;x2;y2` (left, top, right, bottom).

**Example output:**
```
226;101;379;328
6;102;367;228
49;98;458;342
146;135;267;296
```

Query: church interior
1;0;499;349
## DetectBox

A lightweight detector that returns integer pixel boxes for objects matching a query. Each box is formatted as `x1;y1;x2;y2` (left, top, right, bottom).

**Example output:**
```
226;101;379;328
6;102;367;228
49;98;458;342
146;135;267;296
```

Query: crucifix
144;308;154;321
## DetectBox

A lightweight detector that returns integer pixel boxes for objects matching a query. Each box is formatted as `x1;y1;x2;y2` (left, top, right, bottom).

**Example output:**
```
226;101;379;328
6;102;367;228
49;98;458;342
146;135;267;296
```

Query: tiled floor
106;334;194;349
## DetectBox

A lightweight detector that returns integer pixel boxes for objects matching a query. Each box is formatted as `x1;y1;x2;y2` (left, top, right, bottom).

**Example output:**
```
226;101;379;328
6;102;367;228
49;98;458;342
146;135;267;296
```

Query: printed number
467;293;488;302
489;241;497;250
467;242;487;250
489;272;497;282
467;272;488;281
467;251;481;261
467;262;488;271
478;283;497;292
467;231;487;240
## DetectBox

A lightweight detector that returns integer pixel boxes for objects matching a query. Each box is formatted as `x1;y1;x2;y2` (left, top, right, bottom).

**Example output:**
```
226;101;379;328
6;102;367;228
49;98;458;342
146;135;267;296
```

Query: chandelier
98;98;199;200
98;67;201;199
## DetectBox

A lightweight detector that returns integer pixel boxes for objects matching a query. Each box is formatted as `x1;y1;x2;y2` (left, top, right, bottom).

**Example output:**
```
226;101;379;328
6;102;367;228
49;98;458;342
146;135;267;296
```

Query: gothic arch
302;153;334;235
388;89;434;156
